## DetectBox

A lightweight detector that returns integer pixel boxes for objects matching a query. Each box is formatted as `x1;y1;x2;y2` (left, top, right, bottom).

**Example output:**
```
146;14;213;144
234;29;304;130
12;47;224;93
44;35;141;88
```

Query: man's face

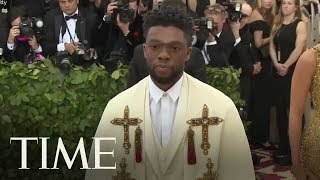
205;13;225;33
144;26;191;85
59;0;79;15
11;17;21;27
239;5;252;29
128;0;138;12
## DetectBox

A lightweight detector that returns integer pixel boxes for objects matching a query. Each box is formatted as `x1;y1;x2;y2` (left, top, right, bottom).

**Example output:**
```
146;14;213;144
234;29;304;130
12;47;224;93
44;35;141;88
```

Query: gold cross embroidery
197;158;217;180
112;158;135;180
111;106;143;154
187;104;223;155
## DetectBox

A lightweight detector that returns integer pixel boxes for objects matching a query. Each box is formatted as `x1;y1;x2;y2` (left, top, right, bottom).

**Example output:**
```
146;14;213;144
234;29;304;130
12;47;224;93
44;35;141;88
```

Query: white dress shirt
149;76;183;147
57;9;80;52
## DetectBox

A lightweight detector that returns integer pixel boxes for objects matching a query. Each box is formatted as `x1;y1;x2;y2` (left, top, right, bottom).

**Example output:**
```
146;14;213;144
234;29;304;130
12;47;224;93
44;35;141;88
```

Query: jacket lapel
159;73;189;174
54;13;63;44
143;77;161;176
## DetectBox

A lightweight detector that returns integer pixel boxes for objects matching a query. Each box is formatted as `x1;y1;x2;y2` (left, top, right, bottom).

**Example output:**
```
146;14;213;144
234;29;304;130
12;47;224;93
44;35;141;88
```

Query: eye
171;46;180;51
151;45;158;49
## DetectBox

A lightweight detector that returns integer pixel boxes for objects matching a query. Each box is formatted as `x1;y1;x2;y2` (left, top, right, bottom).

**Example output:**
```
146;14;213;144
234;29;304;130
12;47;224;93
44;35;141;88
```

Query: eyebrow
147;40;184;44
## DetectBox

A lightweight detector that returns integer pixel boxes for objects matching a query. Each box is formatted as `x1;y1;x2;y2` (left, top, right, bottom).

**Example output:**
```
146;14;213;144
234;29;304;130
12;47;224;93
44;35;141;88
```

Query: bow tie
65;14;78;21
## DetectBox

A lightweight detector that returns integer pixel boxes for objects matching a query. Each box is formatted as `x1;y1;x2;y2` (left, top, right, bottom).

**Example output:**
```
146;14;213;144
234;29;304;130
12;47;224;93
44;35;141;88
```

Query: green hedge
0;60;243;180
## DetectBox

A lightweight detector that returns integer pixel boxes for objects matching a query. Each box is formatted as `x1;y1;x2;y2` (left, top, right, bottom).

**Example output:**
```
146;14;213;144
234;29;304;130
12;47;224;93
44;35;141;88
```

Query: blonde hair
270;0;303;38
254;0;277;25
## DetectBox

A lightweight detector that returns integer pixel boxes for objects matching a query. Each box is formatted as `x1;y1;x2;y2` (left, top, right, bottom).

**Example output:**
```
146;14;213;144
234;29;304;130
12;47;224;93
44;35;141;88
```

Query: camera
24;52;45;64
194;17;217;31
54;51;73;74
19;17;44;38
103;0;135;24
222;1;243;22
75;43;91;61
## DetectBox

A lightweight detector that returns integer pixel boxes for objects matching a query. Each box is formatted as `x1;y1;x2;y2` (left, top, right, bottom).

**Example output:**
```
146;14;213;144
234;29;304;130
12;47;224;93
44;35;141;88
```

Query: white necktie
160;92;171;147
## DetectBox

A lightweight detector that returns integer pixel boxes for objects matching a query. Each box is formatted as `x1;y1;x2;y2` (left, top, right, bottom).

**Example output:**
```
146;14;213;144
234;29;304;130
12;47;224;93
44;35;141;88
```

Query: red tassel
187;126;196;165
135;126;142;163
136;148;142;163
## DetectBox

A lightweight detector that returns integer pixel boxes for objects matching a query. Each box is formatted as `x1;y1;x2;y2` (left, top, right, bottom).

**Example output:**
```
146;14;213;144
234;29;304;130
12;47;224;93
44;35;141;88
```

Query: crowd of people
1;0;320;179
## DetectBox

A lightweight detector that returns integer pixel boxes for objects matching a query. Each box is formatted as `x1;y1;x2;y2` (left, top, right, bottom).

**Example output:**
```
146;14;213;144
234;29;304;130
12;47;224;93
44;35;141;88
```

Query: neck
152;73;182;92
283;13;296;24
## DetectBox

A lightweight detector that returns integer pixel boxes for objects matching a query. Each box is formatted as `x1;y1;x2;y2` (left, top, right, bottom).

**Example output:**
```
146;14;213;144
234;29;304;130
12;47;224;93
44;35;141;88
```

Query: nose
65;2;71;8
157;46;170;60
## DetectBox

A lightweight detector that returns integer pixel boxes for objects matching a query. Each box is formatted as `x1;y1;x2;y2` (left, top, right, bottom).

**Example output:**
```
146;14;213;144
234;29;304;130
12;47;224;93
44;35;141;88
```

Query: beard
148;64;184;84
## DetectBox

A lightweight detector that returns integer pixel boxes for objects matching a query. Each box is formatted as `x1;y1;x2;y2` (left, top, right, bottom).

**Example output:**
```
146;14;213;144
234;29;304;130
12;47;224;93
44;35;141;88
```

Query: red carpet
252;146;293;180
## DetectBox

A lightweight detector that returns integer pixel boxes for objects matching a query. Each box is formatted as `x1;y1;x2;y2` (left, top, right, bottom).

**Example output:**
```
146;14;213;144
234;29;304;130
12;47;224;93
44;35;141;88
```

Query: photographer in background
229;2;261;129
43;0;97;68
139;0;154;15
95;0;144;71
201;4;236;67
3;6;44;63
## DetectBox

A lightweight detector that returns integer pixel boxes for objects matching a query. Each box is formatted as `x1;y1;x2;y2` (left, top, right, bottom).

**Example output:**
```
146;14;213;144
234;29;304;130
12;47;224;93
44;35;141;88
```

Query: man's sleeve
85;102;117;180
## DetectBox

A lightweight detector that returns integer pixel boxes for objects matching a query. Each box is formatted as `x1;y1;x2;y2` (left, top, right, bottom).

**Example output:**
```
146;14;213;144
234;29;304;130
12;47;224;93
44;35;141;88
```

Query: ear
143;43;147;59
185;47;192;62
222;15;227;23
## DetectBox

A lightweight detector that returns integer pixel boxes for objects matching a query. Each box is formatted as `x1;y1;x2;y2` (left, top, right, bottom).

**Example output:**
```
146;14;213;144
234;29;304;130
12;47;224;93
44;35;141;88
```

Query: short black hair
142;5;194;46
7;5;28;24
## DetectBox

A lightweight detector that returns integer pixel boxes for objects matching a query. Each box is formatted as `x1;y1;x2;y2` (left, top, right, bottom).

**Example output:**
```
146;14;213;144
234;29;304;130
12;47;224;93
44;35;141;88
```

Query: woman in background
270;0;307;165
249;0;276;149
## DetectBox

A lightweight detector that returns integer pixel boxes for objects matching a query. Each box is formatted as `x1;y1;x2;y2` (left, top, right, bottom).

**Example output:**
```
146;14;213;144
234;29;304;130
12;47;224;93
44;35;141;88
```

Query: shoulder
107;77;147;107
134;44;144;54
296;20;307;29
187;74;235;107
250;9;264;23
297;47;317;70
132;44;145;63
295;20;307;34
46;7;61;17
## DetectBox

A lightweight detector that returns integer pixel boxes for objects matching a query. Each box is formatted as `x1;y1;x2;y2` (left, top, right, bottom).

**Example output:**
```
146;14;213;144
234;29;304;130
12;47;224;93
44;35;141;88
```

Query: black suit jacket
43;7;97;57
3;41;30;63
127;44;207;88
229;25;259;102
206;29;235;68
230;25;258;75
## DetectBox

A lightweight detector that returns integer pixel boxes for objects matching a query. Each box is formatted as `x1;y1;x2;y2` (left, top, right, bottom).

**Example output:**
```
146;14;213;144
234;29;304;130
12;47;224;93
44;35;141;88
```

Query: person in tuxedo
127;44;207;87
3;6;44;63
229;2;262;128
43;0;97;66
95;0;144;71
202;4;237;68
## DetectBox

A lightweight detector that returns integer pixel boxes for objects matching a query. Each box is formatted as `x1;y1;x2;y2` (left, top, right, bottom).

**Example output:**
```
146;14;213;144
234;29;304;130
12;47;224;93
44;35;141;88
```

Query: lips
156;64;169;68
154;62;170;68
154;64;170;72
